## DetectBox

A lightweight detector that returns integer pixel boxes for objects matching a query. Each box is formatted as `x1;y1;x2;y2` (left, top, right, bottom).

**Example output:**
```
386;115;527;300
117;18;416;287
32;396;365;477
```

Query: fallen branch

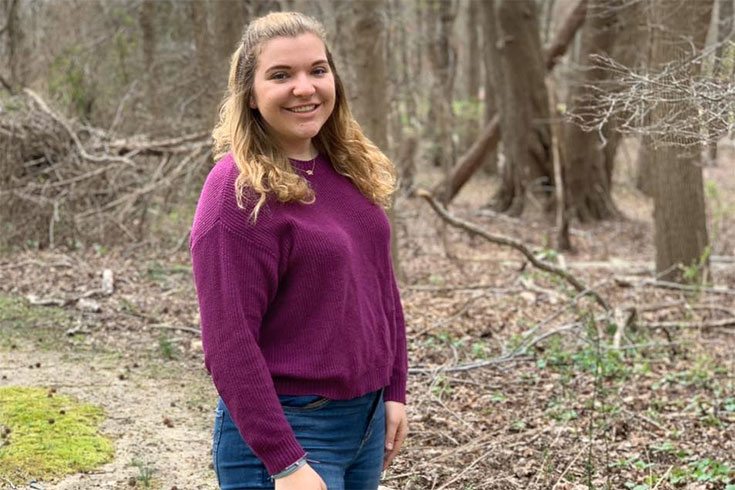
638;318;735;329
416;189;610;311
148;324;201;335
615;277;735;295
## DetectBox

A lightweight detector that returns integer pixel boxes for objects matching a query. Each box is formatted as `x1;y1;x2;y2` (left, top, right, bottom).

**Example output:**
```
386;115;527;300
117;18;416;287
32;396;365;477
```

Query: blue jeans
212;388;386;490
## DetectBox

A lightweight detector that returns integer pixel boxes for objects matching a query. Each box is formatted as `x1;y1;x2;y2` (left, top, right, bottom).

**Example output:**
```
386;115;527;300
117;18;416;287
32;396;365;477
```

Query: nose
292;73;316;97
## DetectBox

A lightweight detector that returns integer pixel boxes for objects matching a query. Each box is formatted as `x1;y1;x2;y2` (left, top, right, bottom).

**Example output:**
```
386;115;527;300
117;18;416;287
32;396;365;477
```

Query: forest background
1;0;734;489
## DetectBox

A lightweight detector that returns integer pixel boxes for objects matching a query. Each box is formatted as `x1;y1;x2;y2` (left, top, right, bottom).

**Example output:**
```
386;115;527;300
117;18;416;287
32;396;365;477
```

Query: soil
1;145;734;489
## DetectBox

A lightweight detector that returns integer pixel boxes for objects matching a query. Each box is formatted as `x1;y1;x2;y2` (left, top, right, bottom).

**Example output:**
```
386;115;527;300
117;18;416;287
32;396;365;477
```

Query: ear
249;96;257;110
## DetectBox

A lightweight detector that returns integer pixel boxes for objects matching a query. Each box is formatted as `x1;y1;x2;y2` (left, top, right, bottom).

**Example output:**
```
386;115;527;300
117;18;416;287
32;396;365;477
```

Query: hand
274;463;327;490
383;401;408;471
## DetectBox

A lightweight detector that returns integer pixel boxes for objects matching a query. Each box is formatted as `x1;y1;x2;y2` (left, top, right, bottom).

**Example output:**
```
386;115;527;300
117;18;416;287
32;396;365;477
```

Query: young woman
190;12;408;490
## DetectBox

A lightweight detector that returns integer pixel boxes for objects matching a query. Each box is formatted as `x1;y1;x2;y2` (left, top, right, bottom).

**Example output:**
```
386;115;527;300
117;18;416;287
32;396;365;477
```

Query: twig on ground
1;476;17;489
551;442;590;490
435;446;496;490
652;465;673;490
615;277;735;295
639;318;735;329
405;284;517;293
148;324;201;335
409;291;490;339
416;189;610;311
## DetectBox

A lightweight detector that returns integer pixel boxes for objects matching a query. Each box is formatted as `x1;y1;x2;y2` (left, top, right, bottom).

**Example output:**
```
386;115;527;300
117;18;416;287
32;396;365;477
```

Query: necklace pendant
306;169;313;175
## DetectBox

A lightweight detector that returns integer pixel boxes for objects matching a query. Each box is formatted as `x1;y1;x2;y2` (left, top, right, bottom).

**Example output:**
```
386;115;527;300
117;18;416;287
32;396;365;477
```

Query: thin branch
416;189;610;311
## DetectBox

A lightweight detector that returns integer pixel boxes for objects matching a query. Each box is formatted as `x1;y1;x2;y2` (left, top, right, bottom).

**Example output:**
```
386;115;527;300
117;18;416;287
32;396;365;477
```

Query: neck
283;141;317;161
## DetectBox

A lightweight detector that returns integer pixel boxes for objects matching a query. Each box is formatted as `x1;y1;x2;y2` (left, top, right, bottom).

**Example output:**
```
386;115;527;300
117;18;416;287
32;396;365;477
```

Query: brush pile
0;89;211;249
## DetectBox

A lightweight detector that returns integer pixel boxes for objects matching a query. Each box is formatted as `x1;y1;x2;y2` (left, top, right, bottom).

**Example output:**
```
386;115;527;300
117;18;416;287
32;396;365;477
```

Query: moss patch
0;386;114;483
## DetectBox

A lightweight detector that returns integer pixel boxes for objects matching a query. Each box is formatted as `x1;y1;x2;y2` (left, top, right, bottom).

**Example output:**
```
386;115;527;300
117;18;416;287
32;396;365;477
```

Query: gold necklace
293;154;317;175
305;156;316;175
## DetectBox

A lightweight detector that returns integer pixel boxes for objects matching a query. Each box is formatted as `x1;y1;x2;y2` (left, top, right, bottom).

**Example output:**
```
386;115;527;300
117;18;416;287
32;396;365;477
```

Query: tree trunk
139;0;159;120
635;134;655;197
488;0;552;216
436;0;586;201
459;0;481;152
214;0;249;63
3;0;21;90
188;1;218;125
564;0;625;222
351;0;388;151
395;0;418;192
480;0;498;175
651;0;713;283
707;0;734;163
426;0;457;183
465;0;480;103
635;1;657;197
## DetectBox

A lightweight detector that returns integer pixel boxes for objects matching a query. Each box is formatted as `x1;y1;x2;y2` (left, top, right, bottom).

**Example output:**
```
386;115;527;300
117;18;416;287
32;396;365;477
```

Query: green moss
0;387;114;483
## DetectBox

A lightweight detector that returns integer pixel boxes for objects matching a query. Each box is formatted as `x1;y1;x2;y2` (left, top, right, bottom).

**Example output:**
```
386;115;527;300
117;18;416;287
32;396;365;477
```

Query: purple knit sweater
189;152;407;475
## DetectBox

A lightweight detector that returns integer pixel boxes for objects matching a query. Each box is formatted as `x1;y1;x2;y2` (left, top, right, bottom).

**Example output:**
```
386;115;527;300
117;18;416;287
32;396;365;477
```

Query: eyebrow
265;59;329;73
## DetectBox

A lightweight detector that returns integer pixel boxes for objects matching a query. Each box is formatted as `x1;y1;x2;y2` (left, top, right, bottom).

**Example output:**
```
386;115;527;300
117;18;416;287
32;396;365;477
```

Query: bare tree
480;0;498;175
437;0;587;202
426;0;457;201
1;0;20;91
214;0;250;64
650;0;714;282
707;0;734;162
139;0;158;120
188;1;218;125
486;0;552;216
563;0;625;222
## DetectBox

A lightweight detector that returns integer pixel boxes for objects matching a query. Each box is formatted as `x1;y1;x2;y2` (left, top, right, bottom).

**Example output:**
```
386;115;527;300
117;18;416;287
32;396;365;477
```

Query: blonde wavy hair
212;11;396;222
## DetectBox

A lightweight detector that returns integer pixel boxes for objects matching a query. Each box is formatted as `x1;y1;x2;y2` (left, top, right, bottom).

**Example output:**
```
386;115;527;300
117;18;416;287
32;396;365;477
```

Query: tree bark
426;0;457;184
139;0;159;120
488;0;552;216
481;0;498;175
214;0;249;64
563;0;624;222
465;0;480;102
188;1;218;124
459;0;481;151
436;0;586;202
707;0;734;163
651;0;713;283
3;0;21;90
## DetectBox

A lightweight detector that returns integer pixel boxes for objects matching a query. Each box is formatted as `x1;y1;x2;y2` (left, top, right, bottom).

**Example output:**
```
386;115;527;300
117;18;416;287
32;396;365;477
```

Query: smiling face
249;33;336;159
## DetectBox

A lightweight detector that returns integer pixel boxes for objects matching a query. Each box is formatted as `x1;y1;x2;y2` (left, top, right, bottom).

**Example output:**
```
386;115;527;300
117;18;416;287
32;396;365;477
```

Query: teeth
289;105;316;113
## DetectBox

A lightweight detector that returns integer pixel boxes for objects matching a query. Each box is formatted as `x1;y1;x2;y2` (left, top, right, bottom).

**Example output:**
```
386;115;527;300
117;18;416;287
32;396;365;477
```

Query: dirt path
1;337;218;489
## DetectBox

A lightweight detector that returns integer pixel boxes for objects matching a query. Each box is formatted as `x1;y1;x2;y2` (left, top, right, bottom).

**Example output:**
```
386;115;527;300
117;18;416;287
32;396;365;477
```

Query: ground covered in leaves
1;155;734;489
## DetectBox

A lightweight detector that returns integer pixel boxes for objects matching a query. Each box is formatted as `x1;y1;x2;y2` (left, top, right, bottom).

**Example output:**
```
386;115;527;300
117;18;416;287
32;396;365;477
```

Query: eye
313;66;329;76
270;72;288;80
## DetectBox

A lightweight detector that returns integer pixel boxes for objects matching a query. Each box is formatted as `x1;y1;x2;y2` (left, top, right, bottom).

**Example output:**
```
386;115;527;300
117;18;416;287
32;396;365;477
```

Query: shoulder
191;153;240;244
191;153;281;249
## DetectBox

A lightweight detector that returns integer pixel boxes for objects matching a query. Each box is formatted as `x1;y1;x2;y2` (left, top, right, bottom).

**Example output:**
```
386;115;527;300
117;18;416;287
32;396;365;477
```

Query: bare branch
416;189;610;311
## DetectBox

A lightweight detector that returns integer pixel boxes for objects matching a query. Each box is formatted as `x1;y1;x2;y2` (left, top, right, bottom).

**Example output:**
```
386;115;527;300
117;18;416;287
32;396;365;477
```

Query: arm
382;271;409;469
191;221;305;476
383;272;407;404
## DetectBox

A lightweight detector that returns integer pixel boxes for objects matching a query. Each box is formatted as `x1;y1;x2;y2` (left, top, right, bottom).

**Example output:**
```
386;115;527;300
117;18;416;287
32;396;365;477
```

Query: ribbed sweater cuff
383;381;406;404
262;435;307;476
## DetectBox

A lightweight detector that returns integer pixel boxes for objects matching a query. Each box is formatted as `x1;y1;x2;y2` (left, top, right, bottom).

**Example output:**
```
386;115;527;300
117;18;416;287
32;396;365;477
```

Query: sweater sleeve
383;272;408;404
190;221;306;476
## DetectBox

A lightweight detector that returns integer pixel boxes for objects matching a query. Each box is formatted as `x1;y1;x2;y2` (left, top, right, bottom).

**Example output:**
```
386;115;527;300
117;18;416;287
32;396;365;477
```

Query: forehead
257;33;328;69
